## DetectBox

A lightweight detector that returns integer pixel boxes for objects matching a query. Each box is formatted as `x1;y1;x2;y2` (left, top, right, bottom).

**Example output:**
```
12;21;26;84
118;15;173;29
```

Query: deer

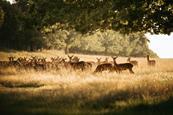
8;56;22;67
67;55;90;71
127;57;138;66
94;57;114;73
29;56;46;70
96;57;102;65
147;55;156;66
96;57;109;65
94;62;113;73
112;56;134;74
103;57;109;63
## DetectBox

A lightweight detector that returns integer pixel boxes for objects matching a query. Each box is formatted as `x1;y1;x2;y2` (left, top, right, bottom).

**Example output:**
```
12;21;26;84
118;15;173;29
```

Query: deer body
127;57;138;66
113;57;134;74
147;55;156;66
94;63;113;73
67;55;91;71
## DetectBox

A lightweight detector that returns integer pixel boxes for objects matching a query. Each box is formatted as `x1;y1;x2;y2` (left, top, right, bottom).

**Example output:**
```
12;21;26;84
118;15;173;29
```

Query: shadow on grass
0;82;44;88
0;90;173;115
107;97;173;115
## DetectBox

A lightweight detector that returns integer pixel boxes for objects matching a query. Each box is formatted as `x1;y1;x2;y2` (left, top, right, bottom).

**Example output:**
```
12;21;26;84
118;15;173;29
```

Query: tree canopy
0;0;172;56
12;0;173;34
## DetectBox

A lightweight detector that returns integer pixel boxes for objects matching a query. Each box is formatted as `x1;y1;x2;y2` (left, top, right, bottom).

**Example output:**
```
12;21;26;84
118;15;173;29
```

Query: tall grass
0;50;173;114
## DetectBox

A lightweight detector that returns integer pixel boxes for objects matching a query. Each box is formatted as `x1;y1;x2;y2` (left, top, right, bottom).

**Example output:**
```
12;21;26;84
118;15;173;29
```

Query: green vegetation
0;0;172;56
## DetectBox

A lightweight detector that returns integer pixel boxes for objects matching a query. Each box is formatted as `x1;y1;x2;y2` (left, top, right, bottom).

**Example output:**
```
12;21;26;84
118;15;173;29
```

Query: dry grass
0;50;173;114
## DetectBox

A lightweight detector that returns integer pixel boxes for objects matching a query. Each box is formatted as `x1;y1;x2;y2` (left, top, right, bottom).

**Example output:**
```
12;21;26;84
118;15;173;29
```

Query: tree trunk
65;44;69;54
105;47;108;55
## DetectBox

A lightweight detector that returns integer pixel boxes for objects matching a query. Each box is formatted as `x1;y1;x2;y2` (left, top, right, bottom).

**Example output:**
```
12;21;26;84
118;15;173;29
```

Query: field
0;50;173;115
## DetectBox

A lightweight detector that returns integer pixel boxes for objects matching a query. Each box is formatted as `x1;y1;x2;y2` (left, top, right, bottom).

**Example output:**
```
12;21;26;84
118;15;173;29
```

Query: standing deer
8;56;22;67
112;56;134;74
67;55;90;71
127;57;138;66
103;57;109;63
94;57;114;73
94;63;113;73
96;57;102;65
147;55;156;66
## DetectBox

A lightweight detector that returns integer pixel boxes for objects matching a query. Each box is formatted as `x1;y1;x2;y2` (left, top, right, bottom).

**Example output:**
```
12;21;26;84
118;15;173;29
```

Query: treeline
0;0;43;51
1;0;170;56
42;28;155;57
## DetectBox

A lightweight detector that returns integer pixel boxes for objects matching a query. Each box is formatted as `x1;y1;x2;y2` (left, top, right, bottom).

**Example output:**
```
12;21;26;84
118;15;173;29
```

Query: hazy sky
146;33;173;58
6;0;13;3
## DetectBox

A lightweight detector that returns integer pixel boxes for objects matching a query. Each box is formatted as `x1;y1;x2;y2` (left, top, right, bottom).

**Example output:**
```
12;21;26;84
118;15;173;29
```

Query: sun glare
146;33;173;58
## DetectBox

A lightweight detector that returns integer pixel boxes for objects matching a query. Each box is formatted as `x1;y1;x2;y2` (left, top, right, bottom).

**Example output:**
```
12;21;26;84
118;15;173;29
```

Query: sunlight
145;33;173;58
6;0;14;4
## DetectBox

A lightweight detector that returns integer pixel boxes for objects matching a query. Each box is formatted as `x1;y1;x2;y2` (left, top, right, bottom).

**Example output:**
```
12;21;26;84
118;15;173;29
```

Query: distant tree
97;30;116;55
42;25;81;54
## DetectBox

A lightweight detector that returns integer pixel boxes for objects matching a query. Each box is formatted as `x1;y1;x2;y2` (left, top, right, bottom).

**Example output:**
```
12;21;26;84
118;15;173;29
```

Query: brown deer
94;63;113;73
112;56;134;74
96;57;102;65
8;56;22;67
67;55;90;71
94;57;113;73
103;57;109;63
147;55;156;66
8;56;15;62
127;57;138;66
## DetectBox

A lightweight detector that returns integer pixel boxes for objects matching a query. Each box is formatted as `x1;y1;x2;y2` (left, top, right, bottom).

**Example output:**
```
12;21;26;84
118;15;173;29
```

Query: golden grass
0;50;173;114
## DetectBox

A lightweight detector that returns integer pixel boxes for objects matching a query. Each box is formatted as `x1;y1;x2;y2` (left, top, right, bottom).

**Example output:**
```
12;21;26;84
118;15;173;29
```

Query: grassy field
0;50;173;115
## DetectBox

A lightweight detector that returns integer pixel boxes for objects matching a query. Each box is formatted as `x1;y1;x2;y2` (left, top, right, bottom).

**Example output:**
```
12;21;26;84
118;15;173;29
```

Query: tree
42;25;81;54
0;0;171;53
12;0;173;35
0;7;4;28
97;30;116;55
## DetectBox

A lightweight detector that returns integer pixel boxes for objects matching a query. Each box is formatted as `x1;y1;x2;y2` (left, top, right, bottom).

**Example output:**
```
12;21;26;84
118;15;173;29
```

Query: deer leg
129;68;134;74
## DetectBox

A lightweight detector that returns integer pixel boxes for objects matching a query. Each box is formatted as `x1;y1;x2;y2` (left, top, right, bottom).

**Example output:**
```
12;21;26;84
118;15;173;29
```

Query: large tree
0;7;4;28
1;0;172;51
12;0;173;34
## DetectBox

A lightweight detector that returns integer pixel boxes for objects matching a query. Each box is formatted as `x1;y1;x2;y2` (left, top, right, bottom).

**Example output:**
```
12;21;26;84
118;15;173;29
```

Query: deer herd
0;55;156;74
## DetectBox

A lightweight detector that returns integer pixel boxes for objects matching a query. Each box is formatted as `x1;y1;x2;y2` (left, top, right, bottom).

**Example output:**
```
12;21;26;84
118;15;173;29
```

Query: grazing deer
112;56;134;74
30;56;46;70
8;56;22;67
127;57;138;66
147;55;156;66
94;63;113;73
67;55;89;71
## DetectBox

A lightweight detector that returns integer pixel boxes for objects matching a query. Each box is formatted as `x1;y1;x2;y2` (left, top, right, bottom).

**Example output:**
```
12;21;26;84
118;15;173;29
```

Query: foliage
43;28;156;56
0;0;44;51
0;0;171;55
13;0;173;34
0;7;4;28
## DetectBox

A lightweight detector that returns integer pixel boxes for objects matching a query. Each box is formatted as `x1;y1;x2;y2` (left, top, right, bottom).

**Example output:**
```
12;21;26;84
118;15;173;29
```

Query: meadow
0;50;173;115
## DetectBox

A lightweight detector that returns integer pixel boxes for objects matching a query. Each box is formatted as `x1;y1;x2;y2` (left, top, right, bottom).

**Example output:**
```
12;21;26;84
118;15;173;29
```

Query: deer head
96;57;101;64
